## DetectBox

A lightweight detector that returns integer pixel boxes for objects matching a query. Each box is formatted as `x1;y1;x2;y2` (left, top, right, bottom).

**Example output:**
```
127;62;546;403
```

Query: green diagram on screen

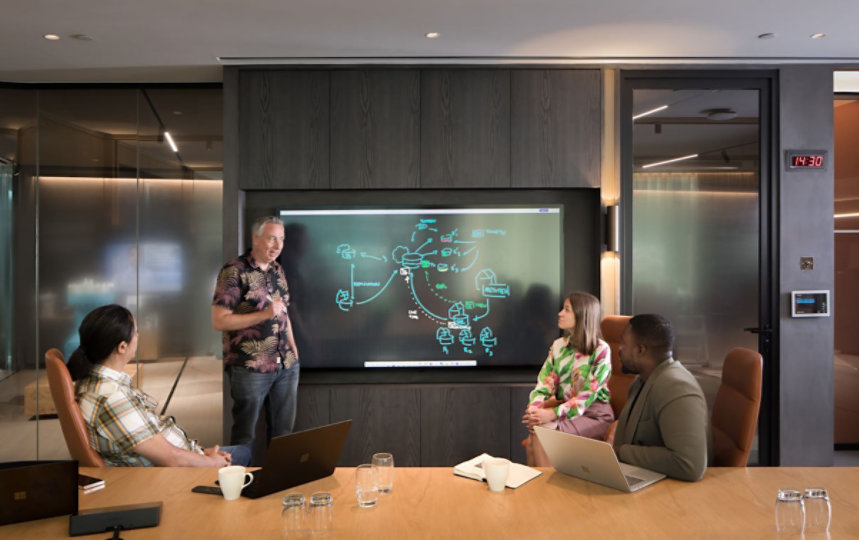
333;218;510;356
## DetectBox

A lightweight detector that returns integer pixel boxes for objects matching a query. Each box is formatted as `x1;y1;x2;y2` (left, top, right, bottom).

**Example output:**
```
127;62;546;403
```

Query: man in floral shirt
212;216;300;462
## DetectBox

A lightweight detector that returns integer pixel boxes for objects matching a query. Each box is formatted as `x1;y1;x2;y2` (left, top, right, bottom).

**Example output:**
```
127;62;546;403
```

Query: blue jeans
227;363;300;452
221;444;253;467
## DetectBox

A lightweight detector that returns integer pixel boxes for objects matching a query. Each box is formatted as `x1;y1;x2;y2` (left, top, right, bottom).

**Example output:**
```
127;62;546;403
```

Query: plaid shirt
213;250;296;372
75;364;202;466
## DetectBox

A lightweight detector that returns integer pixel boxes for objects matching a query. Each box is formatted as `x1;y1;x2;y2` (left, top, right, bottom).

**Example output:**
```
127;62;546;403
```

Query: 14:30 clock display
790;154;824;168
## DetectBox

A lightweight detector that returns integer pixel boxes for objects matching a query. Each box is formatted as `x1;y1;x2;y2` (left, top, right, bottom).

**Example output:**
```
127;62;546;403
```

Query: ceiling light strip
641;154;699;169
164;131;179;153
632;105;668;120
834;212;859;219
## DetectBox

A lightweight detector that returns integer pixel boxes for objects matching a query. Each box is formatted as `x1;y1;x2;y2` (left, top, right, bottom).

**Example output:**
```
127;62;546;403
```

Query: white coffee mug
484;458;510;492
218;465;254;501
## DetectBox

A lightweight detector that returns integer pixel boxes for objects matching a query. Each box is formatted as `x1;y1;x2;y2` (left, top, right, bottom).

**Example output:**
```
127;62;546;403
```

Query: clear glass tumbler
775;489;805;535
281;493;306;539
355;464;379;508
372;452;395;493
309;492;333;538
802;488;831;534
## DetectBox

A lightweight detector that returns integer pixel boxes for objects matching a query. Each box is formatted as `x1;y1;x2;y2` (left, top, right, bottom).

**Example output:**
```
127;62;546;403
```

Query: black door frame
619;70;780;466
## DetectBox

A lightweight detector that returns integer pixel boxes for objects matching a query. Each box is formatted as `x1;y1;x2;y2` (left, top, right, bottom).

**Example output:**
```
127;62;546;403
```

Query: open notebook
453;453;541;488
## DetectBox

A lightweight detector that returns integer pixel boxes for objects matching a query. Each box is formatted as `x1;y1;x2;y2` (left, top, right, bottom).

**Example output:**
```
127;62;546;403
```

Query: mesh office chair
45;348;105;467
711;347;762;467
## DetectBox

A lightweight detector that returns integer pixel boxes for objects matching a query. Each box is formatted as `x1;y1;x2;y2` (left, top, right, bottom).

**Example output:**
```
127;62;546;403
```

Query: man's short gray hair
251;216;284;237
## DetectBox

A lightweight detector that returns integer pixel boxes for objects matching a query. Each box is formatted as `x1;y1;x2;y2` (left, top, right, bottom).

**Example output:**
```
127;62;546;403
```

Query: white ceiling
2;0;859;83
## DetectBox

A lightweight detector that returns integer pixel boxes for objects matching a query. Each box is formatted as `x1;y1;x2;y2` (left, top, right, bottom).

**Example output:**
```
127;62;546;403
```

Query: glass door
0;161;12;379
621;72;777;465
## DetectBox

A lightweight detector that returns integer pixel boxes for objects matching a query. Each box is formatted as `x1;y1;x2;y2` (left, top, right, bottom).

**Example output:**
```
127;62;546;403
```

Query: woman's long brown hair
565;291;603;355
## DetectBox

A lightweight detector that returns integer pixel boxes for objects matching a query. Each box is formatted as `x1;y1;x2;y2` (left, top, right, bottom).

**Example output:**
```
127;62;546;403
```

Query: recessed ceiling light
757;33;776;40
703;108;738;121
810;33;826;39
172;110;183;116
43;34;60;41
425;32;440;39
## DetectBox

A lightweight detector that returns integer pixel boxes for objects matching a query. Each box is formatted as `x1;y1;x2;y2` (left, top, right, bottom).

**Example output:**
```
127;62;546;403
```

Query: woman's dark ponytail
66;304;135;381
67;346;92;381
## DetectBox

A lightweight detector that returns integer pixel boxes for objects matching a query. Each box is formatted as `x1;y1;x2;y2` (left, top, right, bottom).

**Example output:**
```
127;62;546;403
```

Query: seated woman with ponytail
70;304;251;467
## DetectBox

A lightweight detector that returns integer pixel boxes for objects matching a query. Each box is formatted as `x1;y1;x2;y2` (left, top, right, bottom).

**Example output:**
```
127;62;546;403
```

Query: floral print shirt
213;250;295;373
528;337;612;421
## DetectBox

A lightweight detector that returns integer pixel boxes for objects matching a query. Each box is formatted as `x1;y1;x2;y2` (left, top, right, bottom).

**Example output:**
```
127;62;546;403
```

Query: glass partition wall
0;86;223;461
622;77;771;464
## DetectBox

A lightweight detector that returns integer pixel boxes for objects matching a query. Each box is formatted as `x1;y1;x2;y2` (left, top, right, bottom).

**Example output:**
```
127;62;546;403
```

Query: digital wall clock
785;150;827;171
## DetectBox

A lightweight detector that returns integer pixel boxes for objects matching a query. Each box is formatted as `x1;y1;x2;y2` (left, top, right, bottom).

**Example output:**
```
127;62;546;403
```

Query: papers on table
453;453;541;489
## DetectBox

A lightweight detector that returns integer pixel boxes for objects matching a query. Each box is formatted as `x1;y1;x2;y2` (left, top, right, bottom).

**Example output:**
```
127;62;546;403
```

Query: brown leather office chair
711;347;762;467
45;348;105;467
601;315;634;418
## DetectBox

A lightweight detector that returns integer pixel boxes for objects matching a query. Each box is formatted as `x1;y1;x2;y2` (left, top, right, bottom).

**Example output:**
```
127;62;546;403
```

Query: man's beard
620;356;638;375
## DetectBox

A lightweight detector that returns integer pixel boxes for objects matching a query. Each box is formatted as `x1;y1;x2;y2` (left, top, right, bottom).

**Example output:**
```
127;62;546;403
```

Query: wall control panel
791;290;830;317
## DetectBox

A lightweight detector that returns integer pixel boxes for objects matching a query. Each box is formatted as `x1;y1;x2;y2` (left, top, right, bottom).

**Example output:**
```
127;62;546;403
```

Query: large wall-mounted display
269;188;600;371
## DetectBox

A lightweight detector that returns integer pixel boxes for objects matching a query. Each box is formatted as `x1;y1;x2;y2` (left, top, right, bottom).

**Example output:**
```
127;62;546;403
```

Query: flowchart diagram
333;217;510;356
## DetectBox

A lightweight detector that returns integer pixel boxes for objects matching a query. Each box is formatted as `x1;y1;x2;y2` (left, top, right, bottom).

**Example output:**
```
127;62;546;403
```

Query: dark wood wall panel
508;384;533;464
421;70;511;187
330;386;422;466
231;66;603;466
420;387;510;466
239;70;330;189
511;70;601;188
330;70;420;188
294;386;330;432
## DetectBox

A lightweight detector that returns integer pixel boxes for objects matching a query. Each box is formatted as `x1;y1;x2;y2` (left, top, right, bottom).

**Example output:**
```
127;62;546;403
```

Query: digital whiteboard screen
279;205;564;369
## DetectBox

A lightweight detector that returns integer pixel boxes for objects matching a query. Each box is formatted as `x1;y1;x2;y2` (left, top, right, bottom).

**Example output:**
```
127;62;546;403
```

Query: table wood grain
3;466;858;538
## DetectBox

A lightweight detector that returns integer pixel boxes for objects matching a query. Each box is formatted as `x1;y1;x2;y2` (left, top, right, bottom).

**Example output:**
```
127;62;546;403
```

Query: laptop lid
243;420;352;499
0;460;78;525
533;426;665;492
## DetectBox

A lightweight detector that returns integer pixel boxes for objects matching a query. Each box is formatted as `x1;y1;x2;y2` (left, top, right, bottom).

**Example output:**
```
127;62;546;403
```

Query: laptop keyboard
625;475;644;487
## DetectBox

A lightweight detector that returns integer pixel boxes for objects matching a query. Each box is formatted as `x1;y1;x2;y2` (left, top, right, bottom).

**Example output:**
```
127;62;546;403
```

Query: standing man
614;314;712;482
212;216;300;458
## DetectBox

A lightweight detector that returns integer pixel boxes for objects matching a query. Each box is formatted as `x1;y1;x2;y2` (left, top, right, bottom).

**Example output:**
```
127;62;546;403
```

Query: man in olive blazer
613;314;712;482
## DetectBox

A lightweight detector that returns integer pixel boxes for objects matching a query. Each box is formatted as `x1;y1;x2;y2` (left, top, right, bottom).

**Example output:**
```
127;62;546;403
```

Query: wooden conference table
3;466;858;538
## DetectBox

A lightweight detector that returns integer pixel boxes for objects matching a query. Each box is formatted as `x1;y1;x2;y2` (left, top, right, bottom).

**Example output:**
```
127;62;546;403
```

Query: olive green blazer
614;359;713;482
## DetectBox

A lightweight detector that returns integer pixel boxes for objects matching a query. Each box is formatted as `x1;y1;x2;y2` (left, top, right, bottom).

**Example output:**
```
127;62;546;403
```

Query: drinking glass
309;492;333;538
355;464;379;508
281;493;306;538
802;488;831;534
372;452;394;493
775;489;805;535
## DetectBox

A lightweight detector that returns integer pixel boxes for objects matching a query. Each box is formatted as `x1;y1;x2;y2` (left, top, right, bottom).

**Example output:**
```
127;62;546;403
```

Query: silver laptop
534;426;665;492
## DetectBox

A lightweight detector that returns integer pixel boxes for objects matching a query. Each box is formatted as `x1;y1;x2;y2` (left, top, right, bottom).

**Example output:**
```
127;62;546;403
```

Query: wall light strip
641;154;698;169
632;105;668;120
163;131;178;153
834;212;859;218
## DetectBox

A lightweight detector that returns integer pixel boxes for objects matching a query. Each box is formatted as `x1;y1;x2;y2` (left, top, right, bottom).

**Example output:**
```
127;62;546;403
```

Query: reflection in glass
630;87;760;462
0;86;223;461
0;88;38;461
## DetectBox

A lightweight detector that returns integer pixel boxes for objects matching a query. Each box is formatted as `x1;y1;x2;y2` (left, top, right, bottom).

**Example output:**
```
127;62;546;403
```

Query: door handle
744;327;773;335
